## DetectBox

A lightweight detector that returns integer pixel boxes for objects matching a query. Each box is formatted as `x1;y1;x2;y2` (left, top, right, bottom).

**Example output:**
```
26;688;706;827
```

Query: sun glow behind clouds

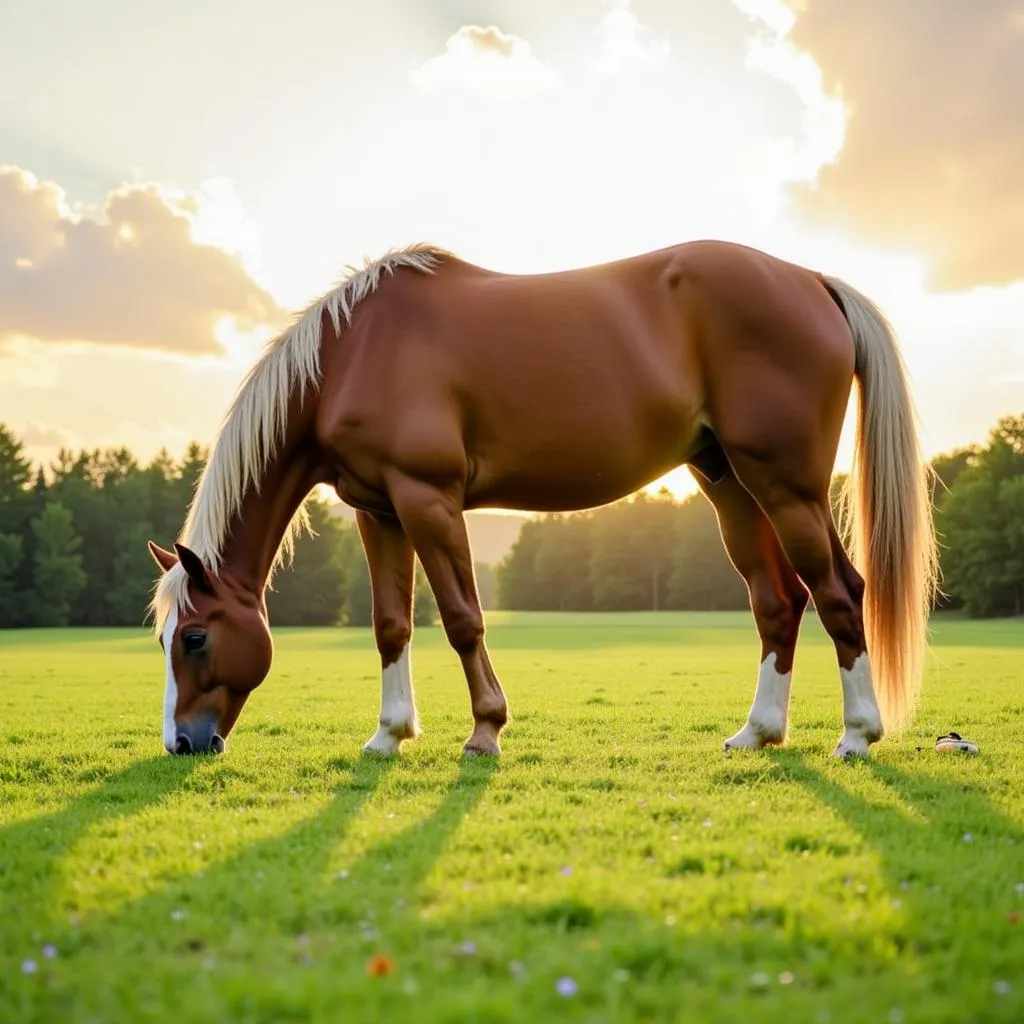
253;0;857;308
4;0;1023;499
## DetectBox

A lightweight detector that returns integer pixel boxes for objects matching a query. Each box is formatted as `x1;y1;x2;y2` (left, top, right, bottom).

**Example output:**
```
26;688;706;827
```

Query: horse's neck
218;445;323;597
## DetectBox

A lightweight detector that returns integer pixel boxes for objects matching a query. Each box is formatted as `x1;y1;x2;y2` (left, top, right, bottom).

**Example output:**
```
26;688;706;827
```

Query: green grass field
1;611;1022;1023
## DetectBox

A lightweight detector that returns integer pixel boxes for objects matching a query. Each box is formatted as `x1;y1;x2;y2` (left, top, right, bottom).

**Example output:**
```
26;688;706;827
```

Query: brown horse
147;239;937;761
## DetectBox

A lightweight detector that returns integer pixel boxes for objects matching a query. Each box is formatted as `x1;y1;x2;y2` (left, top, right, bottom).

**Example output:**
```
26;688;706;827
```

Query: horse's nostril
174;734;194;756
210;734;226;754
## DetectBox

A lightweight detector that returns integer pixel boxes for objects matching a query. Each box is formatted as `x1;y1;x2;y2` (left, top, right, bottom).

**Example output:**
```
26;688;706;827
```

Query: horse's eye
182;630;207;653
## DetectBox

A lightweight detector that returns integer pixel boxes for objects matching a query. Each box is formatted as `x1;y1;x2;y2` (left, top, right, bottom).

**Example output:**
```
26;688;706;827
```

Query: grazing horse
147;240;937;760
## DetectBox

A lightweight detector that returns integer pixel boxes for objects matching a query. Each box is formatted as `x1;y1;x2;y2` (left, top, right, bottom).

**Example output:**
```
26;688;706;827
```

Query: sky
1;0;1022;503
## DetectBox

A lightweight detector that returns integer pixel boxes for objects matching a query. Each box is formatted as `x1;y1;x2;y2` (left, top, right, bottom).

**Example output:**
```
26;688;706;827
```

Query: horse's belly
465;398;701;513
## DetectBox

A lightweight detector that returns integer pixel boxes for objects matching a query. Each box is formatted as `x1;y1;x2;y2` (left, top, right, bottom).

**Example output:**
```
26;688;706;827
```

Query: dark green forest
0;413;1021;628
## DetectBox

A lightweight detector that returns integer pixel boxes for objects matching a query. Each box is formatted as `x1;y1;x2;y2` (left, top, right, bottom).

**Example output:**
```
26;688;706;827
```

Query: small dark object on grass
934;731;979;755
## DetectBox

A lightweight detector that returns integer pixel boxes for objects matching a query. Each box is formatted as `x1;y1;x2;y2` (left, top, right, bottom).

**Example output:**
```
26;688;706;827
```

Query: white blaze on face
724;652;792;751
162;608;179;752
363;645;420;756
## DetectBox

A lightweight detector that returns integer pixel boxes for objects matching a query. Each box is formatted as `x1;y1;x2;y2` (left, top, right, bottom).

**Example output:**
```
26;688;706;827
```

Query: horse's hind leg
691;455;809;751
725;450;884;758
387;476;509;756
356;510;420;755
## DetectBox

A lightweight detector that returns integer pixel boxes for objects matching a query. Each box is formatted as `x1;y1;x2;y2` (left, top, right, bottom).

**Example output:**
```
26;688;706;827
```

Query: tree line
0;427;444;629
0;413;1021;628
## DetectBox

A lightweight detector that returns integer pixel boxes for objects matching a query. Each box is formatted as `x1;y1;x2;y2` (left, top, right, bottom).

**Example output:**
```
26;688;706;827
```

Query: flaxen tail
823;275;939;735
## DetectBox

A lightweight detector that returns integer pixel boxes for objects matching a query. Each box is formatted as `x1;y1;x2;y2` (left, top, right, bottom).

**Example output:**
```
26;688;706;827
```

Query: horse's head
148;541;273;756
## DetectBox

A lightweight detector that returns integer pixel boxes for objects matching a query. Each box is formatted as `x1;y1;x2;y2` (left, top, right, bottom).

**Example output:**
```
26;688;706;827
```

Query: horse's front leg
388;477;509;756
355;510;421;755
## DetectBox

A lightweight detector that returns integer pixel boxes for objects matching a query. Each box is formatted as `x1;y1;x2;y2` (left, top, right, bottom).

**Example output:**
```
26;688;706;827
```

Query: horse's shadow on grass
764;748;1023;900
0;756;197;939
10;751;497;958
759;748;1023;998
6;745;1024;1022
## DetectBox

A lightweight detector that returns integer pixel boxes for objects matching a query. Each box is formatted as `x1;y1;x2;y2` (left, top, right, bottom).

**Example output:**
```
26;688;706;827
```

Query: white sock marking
364;645;419;755
834;652;883;758
724;652;791;751
162;608;179;752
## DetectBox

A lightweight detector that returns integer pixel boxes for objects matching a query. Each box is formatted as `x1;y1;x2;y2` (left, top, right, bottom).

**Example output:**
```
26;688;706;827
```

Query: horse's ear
173;543;214;593
148;541;178;574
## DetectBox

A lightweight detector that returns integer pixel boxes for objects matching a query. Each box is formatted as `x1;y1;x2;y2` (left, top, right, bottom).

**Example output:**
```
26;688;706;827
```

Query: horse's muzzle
168;715;225;756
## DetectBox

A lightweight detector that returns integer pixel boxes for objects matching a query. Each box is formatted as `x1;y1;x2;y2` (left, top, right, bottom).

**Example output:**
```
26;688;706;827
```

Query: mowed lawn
1;611;1022;1023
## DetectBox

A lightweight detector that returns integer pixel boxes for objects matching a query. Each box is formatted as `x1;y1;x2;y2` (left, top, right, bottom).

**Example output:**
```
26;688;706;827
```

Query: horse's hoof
832;739;870;760
462;739;500;757
723;722;784;753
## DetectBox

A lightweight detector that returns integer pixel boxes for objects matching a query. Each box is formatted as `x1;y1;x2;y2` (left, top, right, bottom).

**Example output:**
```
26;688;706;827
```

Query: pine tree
30;501;87;626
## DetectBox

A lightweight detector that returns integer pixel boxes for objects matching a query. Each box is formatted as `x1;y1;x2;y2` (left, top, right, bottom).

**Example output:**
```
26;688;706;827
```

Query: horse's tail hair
823;274;939;736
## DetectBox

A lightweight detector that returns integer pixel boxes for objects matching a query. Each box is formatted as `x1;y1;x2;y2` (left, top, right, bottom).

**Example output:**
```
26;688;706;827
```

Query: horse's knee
814;586;865;651
374;615;411;665
750;578;807;650
444;610;484;655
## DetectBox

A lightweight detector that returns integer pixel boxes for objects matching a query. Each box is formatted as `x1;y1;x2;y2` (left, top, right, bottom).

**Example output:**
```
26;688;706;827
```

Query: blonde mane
149;242;448;634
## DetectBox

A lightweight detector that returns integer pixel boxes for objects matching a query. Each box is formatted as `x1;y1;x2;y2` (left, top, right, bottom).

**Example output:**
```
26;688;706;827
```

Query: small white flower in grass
401;979;420;996
749;972;769;989
21;959;38;975
1015;882;1024;895
702;818;713;828
459;941;477;956
963;834;973;842
778;971;794;985
42;944;57;959
560;866;573;876
994;981;1012;996
336;869;349;880
509;961;525;976
171;909;186;921
556;977;578;997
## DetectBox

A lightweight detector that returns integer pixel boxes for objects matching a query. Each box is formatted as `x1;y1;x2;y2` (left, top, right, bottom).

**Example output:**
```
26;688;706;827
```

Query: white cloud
0;166;282;355
590;0;671;75
781;0;1024;290
409;24;563;101
737;4;846;185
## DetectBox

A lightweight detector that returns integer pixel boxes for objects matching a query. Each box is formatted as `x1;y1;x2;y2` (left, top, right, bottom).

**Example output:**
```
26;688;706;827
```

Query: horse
147;239;938;761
